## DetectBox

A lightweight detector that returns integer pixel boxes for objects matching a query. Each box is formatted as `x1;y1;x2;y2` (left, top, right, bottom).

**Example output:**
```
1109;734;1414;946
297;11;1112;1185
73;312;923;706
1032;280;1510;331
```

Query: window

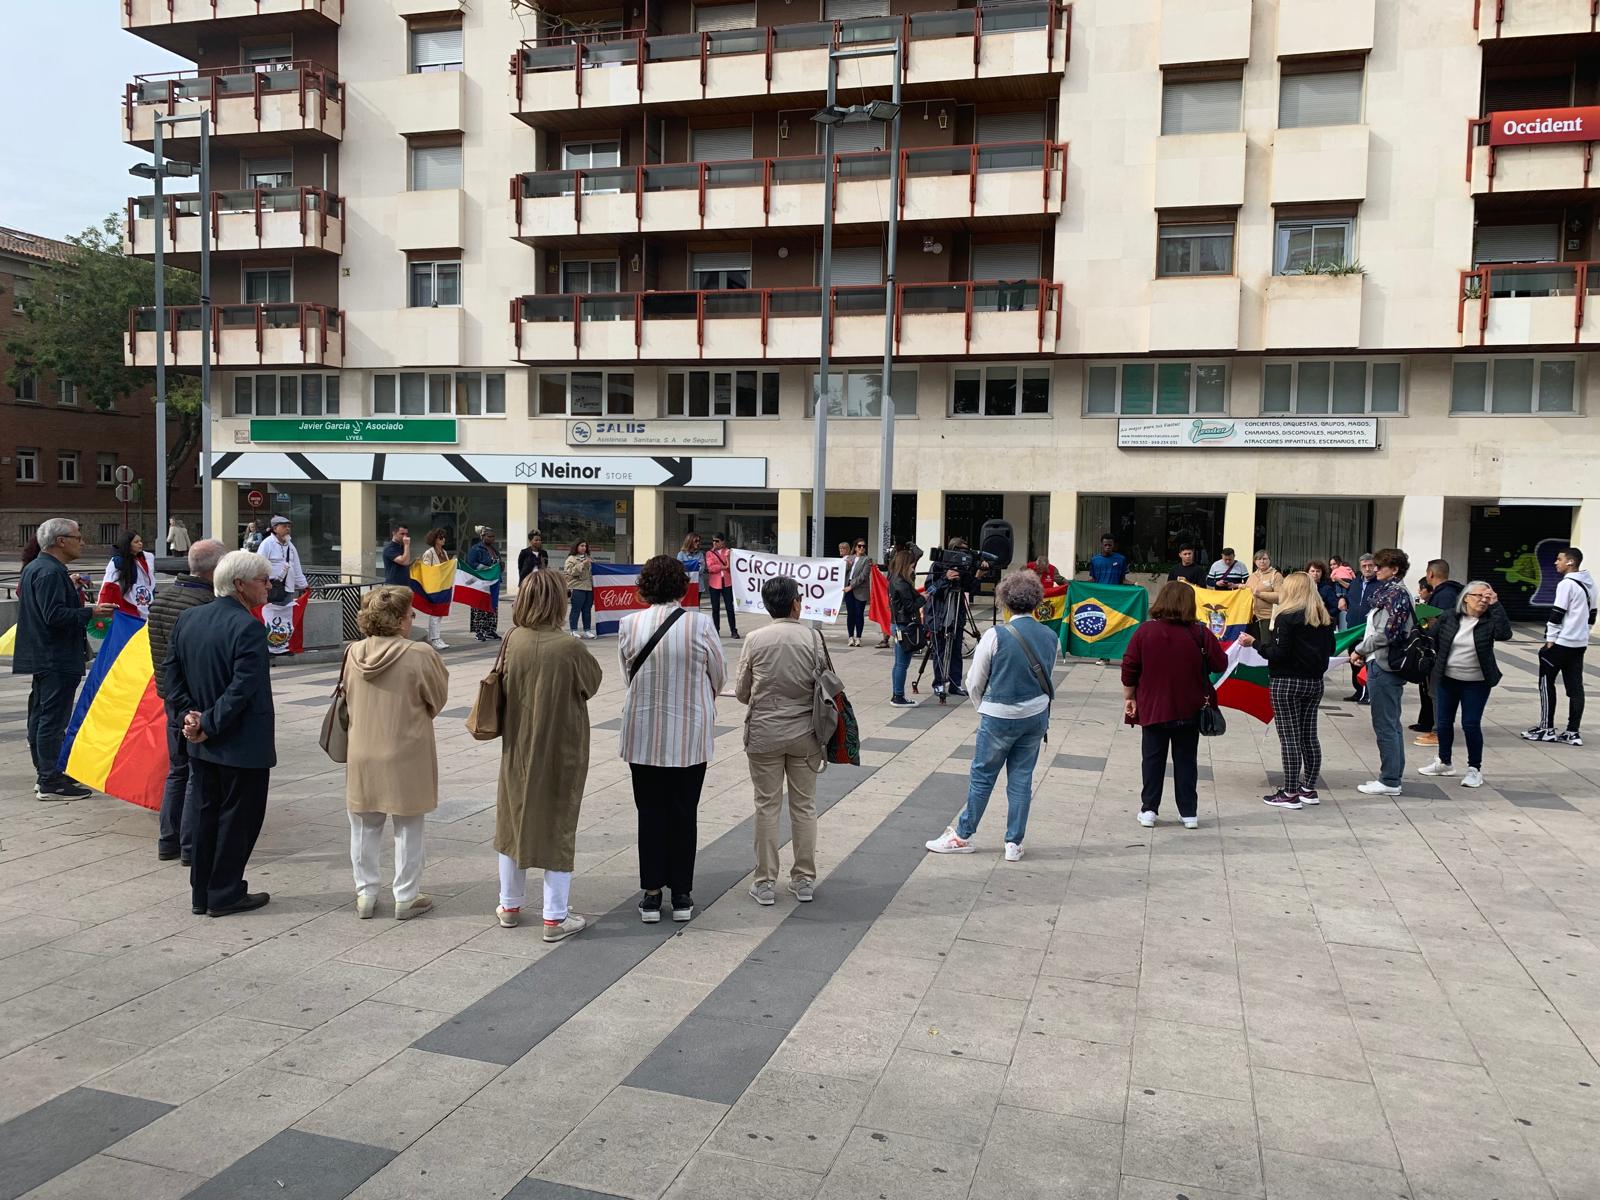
806;369;918;418
14;369;37;402
1274;218;1354;275
410;25;463;73
691;250;751;291
98;521;121;544
58;380;78;406
57;452;78;484
1161;77;1242;135
18;523;38;548
11;277;31;313
563;141;621;170
243;158;294;189
97;453;116;485
665;369;780;418
453;371;507;416
560;260;618;294
243;268;292;304
1451;357;1577;415
409;143;462;191
1085;362;1229;416
16;449;38;482
951;365;1051;416
372;371;505;416
1263;360;1401;414
535;371;636;416
693;1;757;31
1157;221;1234;277
1278;67;1363;129
408;260;461;307
231;374;341;416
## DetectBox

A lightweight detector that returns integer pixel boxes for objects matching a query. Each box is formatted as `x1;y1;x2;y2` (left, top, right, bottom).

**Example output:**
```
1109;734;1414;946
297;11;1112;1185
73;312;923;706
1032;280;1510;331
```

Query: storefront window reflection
376;487;507;573
235;485;341;572
1077;496;1224;572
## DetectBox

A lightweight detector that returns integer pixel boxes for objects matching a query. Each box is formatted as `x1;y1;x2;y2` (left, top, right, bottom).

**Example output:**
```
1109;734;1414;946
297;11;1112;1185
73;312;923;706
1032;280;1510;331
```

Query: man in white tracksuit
1523;547;1594;747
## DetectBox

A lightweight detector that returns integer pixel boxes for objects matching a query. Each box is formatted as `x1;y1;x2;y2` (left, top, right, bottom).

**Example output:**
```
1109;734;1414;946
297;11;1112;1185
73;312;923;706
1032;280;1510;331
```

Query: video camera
928;545;998;580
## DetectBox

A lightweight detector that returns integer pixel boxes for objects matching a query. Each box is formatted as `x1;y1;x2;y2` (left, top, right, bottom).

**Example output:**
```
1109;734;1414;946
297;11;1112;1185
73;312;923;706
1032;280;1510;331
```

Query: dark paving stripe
1500;790;1579;811
887;697;966;727
622;775;967;1105
182;1129;394;1200
1054;753;1107;772
505;1179;630;1199
1400;782;1450;802
412;763;875;1065
0;1087;172;1200
861;737;912;753
441;706;470;718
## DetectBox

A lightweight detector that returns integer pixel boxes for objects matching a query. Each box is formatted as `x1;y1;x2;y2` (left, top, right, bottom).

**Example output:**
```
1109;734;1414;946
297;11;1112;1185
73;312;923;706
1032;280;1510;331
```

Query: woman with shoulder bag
563;539;595;639
1121;581;1227;829
1420;581;1512;789
344;587;449;920
493;569;603;938
888;544;924;708
1239;572;1335;811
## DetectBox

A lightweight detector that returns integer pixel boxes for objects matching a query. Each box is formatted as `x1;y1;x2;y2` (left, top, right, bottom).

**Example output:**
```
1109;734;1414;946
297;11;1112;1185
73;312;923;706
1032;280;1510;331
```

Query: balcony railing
128;302;341;362
513;279;1062;357
1458;261;1600;343
515;140;1065;234
127;186;342;250
124;60;343;138
124;0;344;27
1473;0;1599;36
511;1;1071;103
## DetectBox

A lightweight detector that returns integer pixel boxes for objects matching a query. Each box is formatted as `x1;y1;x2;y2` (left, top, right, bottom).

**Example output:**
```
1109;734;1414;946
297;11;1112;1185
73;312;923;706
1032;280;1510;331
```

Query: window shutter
410;27;463;70
1278;70;1363;128
690;124;754;162
1483;74;1573;113
828;245;883;285
411;144;462;190
971;242;1041;280
691;250;753;273
1161;79;1242;135
830;121;885;153
977;111;1046;144
692;2;757;30
1472;224;1560;264
824;0;890;17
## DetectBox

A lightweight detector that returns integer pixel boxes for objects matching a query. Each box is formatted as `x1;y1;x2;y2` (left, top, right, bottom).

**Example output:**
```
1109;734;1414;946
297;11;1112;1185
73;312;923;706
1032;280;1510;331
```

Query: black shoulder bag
627;607;685;682
1194;627;1227;737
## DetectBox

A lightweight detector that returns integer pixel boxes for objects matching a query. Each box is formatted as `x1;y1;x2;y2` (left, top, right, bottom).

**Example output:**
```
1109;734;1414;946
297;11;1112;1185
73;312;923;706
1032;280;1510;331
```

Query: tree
4;214;203;498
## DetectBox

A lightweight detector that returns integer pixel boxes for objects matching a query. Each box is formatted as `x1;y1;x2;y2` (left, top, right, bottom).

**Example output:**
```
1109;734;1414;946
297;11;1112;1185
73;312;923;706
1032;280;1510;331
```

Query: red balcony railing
512;279;1062;357
128;302;342;363
1464;115;1599;189
514;140;1066;235
124;61;343;139
126;186;342;250
510;1;1071;107
1473;0;1600;35
1457;261;1600;342
126;0;345;20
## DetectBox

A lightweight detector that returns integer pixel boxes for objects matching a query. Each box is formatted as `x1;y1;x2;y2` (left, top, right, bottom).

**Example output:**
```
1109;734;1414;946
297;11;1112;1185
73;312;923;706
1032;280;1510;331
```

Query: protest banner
727;548;844;622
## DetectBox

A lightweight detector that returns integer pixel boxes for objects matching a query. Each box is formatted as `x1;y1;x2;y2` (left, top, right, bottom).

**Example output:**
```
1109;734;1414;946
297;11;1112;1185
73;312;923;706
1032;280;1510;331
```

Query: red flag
867;564;892;635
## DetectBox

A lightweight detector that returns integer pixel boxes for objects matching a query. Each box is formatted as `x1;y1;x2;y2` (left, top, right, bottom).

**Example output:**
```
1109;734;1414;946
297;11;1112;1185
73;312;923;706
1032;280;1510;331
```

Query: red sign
246;489;265;510
1488;107;1600;147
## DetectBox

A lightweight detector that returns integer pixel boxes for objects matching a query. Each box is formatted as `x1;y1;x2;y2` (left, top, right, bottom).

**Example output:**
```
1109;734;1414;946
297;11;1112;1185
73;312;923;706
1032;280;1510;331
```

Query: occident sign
1488;107;1600;147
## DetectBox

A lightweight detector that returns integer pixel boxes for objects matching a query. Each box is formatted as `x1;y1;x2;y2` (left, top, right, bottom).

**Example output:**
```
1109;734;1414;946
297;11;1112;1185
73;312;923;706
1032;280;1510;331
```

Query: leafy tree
4;214;203;497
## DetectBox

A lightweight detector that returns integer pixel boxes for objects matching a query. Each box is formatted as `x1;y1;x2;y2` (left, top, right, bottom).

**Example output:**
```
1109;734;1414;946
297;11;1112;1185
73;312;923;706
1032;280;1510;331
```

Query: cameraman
925;537;990;697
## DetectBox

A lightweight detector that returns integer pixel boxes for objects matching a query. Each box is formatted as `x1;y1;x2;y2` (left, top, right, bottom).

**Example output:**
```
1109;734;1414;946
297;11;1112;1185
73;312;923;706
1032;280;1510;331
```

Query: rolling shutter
691;124;754;162
1472;224;1559;264
977;110;1046;144
1483;74;1573;114
410;27;463;71
830;121;885;152
1161;78;1242;135
411;144;462;190
828;245;883;285
692;2;756;31
1278;69;1363;128
971;241;1040;280
825;0;890;16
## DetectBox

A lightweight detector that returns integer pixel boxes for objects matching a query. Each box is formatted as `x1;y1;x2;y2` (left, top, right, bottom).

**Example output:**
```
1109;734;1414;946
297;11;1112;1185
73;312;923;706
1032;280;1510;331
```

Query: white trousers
349;811;426;904
426;615;442;642
498;853;571;921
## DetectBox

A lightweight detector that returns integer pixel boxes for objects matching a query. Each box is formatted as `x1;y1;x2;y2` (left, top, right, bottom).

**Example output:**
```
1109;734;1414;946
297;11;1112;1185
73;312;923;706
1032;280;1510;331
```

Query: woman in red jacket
1121;581;1227;829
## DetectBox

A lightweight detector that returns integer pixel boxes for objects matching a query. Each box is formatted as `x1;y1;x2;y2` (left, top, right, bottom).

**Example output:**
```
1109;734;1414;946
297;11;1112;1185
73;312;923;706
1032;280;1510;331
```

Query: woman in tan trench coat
345;586;449;920
495;569;603;941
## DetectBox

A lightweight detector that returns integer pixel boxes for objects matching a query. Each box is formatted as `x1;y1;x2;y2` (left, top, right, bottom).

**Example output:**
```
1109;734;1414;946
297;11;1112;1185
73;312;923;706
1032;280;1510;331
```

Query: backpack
1385;617;1436;684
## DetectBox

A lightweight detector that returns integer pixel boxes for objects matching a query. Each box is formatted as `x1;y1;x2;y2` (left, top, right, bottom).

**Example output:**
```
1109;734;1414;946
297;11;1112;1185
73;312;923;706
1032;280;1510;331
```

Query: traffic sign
246;489;266;510
114;483;132;503
114;465;135;485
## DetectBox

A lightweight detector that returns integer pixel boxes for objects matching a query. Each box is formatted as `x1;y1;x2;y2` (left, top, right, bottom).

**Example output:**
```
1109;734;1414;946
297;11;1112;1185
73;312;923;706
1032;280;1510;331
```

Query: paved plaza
2;610;1599;1199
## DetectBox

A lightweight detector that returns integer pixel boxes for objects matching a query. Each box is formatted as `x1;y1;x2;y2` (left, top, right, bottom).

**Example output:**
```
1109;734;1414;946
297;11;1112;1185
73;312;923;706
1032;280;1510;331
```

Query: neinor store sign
1489;107;1600;147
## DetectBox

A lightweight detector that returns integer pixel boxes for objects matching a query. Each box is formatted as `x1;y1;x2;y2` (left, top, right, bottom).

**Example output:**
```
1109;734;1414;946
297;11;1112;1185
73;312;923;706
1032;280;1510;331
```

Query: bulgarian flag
454;559;502;612
409;557;456;617
1211;624;1370;724
57;611;166;810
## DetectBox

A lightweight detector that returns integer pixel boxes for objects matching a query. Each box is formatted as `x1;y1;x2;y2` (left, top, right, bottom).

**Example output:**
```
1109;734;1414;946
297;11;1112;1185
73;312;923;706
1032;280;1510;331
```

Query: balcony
1155;132;1246;209
511;2;1070;129
1466;114;1600;194
396;189;465;252
513;280;1063;364
125;187;343;262
122;0;341;56
1147;277;1241;352
1270;124;1369;204
1474;0;1599;40
124;62;343;151
1278;0;1374;57
514;141;1066;243
126;303;343;368
1459;261;1600;345
1263;273;1364;349
1160;0;1250;66
394;69;465;137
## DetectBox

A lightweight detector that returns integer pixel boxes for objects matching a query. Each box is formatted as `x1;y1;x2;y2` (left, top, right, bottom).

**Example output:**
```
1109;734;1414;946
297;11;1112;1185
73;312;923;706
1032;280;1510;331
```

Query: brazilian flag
1062;581;1148;660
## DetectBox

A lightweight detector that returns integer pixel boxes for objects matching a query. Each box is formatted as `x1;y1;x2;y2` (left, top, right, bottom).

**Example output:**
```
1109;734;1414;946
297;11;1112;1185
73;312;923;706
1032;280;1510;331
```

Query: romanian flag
1062;581;1147;659
867;564;892;635
57;611;166;810
0;623;14;657
1004;583;1067;634
1191;587;1254;643
454;559;503;612
409;557;456;617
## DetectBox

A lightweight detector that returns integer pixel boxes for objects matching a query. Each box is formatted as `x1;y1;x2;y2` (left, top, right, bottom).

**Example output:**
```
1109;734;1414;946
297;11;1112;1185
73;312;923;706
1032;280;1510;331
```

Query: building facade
119;0;1600;620
1;227;200;557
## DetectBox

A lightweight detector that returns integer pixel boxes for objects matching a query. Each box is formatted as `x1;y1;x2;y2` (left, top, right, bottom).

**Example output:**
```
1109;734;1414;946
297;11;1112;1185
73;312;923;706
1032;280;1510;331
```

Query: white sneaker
925;827;975;854
1181;817;1199;829
1418;759;1456;777
1357;780;1402;796
542;913;587;942
355;893;376;920
1137;811;1157;828
584;631;597;640
429;638;448;651
1463;767;1484;788
1004;842;1023;862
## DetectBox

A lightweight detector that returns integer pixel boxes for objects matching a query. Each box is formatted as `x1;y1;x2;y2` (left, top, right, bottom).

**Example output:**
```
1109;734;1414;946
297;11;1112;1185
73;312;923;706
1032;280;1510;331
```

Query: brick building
0;226;200;557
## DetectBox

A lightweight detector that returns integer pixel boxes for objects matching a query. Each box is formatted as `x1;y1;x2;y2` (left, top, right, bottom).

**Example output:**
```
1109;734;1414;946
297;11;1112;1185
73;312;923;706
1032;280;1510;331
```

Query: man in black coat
163;549;276;917
1342;554;1382;703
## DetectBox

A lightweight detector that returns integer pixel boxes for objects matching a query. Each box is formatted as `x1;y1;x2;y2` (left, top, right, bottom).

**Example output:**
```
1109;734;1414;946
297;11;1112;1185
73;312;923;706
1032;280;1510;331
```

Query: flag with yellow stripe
57;612;166;810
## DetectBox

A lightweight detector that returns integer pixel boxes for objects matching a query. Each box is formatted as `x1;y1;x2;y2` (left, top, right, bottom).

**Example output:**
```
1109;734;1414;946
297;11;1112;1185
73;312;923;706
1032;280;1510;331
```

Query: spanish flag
409;557;456;617
57;612;166;810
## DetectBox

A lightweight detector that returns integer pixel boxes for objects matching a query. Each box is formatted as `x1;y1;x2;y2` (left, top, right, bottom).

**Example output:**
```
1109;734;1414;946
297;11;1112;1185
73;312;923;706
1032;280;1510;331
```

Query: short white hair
37;517;79;550
213;550;271;598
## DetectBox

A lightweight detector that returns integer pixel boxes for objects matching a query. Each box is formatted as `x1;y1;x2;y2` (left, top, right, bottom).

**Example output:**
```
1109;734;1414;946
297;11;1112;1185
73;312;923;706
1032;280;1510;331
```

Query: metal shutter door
1278;70;1363;128
411;27;463;70
1161;78;1242;135
825;0;890;16
691;124;754;162
1484;74;1572;113
828;245;883;285
971;242;1041;280
830;121;885;152
977;111;1046;143
1472;224;1559;264
692;2;756;30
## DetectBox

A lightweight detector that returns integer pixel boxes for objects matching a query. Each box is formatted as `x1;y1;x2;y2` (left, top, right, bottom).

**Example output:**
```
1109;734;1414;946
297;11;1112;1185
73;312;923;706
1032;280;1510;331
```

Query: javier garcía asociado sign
249;419;458;443
1117;417;1379;449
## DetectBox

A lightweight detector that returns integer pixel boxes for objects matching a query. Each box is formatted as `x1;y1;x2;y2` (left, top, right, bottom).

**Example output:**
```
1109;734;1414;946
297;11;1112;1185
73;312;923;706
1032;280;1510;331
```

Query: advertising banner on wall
210;450;766;489
1117;417;1379;450
727;549;845;622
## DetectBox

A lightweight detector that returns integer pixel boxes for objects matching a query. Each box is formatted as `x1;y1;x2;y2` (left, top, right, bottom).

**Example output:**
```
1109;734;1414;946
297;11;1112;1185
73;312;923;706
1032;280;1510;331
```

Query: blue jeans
1367;664;1406;787
1435;675;1491;768
568;588;593;632
892;626;914;698
844;593;866;638
956;710;1049;845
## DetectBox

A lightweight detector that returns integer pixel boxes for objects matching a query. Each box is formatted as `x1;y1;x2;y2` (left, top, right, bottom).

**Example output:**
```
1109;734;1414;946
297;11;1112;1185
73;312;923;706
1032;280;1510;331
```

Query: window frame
408;259;462;308
1159;74;1244;136
1083;361;1232;417
14;368;38;403
1449;356;1582;416
409;23;464;73
1261;359;1404;416
949;363;1052;418
805;367;920;419
560;259;621;295
230;373;341;416
57;451;79;485
58;379;78;406
1273;216;1356;275
11;277;31;314
663;367;782;419
16;448;39;483
1156;219;1236;278
534;370;638;417
242;266;293;304
408;141;463;191
1277;64;1365;130
96;453;117;486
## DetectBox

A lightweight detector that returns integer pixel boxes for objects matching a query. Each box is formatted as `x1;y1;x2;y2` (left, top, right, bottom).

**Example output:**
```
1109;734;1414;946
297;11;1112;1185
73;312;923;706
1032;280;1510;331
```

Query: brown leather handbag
465;634;512;741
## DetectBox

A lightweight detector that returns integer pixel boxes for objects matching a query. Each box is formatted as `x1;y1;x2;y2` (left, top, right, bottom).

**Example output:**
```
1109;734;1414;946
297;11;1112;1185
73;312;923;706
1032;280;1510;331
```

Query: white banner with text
728;549;844;622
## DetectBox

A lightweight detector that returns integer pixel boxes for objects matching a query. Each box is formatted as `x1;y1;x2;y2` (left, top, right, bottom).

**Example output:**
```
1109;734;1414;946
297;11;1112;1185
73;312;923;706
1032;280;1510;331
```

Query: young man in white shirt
1524;547;1594;746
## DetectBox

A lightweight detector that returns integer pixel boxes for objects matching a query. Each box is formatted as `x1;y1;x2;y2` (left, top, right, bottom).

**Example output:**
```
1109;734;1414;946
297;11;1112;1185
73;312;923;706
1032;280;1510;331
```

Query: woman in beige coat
495;569;603;941
345;586;449;920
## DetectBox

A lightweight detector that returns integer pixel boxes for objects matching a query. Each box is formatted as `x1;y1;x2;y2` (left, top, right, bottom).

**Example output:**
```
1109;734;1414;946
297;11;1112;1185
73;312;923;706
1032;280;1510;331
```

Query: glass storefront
539;491;626;561
376;487;507;570
1077;496;1224;572
672;491;779;555
235;484;341;572
1254;498;1372;571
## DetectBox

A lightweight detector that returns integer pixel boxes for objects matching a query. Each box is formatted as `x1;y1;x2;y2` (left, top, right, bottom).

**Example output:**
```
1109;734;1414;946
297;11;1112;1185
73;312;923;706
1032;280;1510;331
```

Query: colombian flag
1191;587;1254;643
409;557;456;617
454;559;503;612
56;612;166;810
1063;581;1148;659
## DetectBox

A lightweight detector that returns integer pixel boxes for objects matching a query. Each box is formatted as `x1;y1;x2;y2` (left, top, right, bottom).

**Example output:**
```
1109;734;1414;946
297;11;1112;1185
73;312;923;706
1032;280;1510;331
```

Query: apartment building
119;0;1600;620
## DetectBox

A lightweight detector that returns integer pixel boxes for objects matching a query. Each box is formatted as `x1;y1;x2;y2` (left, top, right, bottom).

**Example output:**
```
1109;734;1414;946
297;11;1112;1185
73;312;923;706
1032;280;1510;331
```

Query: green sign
249;418;458;444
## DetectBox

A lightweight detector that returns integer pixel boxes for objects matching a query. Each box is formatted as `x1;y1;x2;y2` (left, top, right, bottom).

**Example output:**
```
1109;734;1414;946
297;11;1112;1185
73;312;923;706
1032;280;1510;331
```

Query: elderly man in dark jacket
164;549;277;917
13;518;114;800
1342;554;1382;703
146;539;226;864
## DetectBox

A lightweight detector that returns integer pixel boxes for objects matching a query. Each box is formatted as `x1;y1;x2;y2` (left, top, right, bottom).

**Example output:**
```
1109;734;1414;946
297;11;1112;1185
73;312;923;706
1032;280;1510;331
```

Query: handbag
811;632;861;766
465;633;512;741
626;607;685;682
319;647;352;762
267;577;288;606
1193;627;1227;737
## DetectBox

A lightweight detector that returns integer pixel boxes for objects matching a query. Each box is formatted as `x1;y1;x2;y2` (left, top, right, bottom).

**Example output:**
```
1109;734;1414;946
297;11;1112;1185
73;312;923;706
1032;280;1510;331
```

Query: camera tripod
911;585;983;703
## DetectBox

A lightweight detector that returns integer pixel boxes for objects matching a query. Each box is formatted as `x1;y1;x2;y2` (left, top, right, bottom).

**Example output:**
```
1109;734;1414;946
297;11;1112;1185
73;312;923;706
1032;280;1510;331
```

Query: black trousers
1140;719;1200;818
1416;679;1434;729
631;762;708;897
26;670;78;786
708;586;739;634
190;762;269;912
159;707;199;859
1539;644;1587;732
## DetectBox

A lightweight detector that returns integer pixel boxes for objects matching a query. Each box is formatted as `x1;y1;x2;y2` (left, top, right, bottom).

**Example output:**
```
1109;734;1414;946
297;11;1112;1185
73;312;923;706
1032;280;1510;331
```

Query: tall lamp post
130;111;212;545
810;42;903;557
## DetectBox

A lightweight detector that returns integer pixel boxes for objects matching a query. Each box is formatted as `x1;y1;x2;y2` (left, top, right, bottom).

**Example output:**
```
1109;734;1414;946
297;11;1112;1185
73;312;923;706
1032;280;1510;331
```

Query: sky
0;1;189;241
